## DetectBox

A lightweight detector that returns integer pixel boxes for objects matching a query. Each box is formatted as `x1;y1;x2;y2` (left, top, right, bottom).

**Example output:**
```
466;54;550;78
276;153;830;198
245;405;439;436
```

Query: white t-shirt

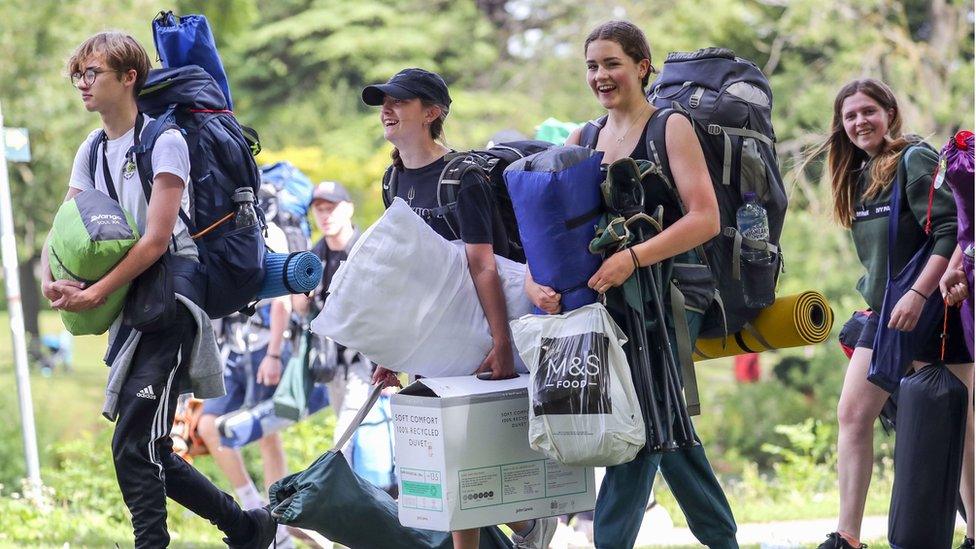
68;118;197;260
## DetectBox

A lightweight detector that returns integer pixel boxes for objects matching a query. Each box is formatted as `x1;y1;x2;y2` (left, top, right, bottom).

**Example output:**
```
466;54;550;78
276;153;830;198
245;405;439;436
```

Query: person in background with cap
294;182;382;465
362;68;557;549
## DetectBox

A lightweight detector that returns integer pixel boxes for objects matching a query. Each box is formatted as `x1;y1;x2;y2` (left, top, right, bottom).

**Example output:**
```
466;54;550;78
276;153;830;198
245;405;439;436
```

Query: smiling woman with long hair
809;78;973;549
523;20;739;549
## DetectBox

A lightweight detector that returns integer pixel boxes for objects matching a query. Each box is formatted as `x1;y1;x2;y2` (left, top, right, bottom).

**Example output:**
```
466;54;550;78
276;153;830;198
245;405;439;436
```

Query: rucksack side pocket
739;250;778;309
124;252;178;332
739;136;770;199
200;223;266;318
671;262;716;314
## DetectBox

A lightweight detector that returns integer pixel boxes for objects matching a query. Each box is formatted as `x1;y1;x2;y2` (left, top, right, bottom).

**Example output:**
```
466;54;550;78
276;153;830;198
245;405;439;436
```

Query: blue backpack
89;65;266;319
259;162;314;249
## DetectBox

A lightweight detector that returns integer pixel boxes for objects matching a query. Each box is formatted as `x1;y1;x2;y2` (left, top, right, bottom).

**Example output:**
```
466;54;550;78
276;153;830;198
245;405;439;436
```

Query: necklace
613;102;651;144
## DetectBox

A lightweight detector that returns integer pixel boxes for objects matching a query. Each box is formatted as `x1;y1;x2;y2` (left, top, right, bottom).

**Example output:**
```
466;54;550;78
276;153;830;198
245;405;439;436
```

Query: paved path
549;510;967;548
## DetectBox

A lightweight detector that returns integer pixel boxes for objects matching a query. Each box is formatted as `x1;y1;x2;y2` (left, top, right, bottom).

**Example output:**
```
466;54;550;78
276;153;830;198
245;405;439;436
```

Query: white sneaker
512;516;559;549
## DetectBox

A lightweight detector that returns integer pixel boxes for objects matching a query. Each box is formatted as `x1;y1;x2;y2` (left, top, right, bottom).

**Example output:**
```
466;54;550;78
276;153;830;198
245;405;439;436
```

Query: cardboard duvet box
392;374;595;531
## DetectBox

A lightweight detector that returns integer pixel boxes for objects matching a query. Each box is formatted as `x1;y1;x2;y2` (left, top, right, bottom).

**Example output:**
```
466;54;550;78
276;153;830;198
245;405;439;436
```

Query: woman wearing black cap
363;69;557;549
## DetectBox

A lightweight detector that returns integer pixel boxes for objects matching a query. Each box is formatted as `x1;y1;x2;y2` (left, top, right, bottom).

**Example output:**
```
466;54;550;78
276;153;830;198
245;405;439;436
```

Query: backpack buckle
689;86;705;108
707;124;723;135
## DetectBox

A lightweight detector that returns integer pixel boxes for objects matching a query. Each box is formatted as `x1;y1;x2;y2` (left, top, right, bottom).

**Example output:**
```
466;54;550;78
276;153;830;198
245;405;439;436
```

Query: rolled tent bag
311;198;531;377
888;362;967;549
270;452;512;549
47;189;140;335
152;11;234;109
504;145;604;313
511;303;645;466
692;291;834;361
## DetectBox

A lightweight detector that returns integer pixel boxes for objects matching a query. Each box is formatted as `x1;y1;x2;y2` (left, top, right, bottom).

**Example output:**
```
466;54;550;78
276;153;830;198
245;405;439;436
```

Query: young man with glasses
40;31;275;548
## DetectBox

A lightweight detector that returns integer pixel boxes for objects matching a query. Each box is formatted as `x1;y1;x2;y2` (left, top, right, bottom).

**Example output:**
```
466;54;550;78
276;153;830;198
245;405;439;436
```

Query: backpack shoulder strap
648;107;717;280
133;108;196;235
578;116;608;149
436;153;484;240
381;165;396;208
644;107;686;185
88;130;106;191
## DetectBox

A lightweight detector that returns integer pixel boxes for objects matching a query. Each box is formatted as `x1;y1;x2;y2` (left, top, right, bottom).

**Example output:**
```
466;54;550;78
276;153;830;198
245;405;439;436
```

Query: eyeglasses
70;68;121;87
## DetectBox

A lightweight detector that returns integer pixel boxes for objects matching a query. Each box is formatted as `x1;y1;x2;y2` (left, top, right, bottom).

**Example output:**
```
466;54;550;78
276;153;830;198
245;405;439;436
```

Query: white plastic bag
312;198;531;377
511;303;645;466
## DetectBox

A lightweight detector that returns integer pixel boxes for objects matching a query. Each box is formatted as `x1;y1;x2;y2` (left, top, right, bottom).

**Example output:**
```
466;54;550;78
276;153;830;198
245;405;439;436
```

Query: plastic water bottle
736;192;770;262
233;187;259;228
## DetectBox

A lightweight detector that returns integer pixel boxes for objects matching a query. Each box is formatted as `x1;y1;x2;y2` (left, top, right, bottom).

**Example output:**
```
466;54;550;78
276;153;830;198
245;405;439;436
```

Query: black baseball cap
312;181;352;204
362;68;452;109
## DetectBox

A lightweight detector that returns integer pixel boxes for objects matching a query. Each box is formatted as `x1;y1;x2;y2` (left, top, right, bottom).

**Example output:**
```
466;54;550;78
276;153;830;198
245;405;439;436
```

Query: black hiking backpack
647;48;787;339
91;65;267;319
380;140;553;263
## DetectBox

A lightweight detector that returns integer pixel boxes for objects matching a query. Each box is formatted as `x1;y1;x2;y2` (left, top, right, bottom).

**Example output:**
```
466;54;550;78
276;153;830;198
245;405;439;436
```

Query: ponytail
391;147;404;170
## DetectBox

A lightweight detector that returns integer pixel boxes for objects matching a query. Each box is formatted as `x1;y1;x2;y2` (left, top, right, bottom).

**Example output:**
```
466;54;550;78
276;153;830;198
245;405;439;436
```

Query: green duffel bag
269;385;514;549
273;329;315;421
47;189;139;335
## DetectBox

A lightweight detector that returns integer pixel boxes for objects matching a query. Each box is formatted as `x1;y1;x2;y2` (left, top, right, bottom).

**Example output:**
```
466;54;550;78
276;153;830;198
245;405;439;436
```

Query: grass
0;311;338;547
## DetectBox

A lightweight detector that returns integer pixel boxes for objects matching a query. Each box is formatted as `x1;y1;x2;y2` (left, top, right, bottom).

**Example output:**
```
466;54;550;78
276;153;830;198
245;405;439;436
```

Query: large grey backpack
649;47;787;340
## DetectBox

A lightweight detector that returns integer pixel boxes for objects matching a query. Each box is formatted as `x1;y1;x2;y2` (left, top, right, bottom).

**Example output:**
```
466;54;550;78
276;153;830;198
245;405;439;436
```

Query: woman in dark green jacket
814;78;973;549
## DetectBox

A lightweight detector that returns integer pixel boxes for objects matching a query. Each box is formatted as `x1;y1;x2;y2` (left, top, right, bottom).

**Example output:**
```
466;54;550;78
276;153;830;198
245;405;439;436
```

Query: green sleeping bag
47;189;139;335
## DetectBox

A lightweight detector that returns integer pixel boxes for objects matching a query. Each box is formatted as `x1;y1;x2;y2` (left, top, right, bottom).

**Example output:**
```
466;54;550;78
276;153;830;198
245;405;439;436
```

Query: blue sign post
4;127;30;163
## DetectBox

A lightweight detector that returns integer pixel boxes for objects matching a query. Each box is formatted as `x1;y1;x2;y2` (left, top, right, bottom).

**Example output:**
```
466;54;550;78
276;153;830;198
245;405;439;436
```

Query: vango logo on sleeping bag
534;332;612;416
90;214;125;226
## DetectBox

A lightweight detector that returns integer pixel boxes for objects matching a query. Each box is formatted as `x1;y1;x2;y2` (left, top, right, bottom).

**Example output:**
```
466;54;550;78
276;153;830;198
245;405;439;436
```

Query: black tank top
619;111;683;229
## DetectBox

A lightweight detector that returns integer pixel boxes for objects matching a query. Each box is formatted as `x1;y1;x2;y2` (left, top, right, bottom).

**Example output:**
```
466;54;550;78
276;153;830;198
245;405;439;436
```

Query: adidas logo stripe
136;385;157;400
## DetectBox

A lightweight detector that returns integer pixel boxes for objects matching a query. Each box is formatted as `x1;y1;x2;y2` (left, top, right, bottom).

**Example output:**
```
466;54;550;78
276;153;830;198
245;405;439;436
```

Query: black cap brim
362;83;418;106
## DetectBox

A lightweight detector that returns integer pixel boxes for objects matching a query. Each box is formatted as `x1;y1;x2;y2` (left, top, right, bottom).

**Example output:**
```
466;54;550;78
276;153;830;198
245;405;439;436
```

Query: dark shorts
202;346;289;416
850;309;973;365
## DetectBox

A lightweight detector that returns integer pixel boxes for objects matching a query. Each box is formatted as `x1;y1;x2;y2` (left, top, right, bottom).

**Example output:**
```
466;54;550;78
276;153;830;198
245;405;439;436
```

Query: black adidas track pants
111;305;251;548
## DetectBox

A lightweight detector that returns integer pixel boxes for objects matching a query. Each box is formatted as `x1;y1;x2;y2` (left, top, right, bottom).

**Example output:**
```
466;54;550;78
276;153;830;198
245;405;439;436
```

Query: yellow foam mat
693;291;834;361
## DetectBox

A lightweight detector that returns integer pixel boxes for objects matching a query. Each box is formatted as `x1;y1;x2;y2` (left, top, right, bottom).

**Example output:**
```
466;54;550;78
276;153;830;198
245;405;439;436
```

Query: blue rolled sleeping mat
256;251;323;300
503;146;605;313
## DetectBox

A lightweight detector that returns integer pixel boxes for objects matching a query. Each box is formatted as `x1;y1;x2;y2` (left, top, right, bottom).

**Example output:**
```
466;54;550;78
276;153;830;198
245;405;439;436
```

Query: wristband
909;288;927;300
267;353;281;360
628;248;641;270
